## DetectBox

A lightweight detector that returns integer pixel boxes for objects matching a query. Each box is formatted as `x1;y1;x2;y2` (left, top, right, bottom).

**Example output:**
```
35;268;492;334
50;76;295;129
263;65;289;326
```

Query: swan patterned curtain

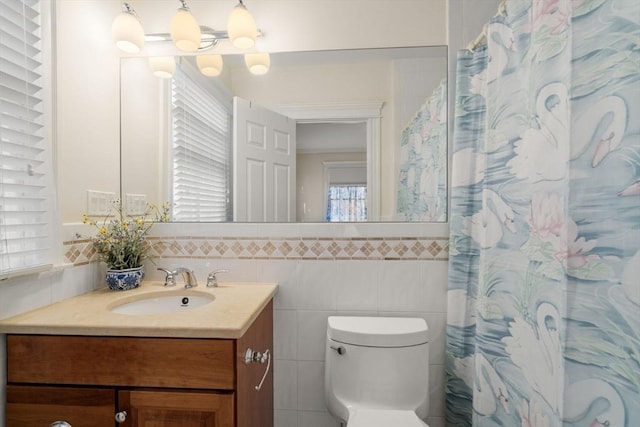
446;0;639;425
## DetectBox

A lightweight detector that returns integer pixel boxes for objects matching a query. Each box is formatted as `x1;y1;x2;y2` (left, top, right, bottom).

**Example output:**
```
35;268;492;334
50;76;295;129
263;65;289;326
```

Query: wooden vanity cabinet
5;301;273;427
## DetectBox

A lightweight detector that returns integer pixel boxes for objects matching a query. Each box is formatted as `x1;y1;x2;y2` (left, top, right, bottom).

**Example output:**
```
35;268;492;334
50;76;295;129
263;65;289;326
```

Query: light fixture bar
146;27;227;41
145;26;262;47
122;2;136;15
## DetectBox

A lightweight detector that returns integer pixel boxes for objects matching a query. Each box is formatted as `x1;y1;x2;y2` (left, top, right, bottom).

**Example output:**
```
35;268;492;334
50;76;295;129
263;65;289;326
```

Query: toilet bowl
324;316;430;427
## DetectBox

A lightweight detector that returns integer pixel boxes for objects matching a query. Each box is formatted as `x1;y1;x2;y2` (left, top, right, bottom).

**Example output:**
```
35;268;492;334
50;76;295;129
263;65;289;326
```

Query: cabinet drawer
7;385;115;427
7;335;235;390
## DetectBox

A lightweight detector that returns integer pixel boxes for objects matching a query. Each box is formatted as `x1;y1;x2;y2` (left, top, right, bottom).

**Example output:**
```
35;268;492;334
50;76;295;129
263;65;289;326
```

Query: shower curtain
446;0;639;425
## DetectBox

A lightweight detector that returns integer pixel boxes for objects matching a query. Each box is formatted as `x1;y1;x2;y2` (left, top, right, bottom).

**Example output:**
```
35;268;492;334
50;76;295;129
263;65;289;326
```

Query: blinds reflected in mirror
171;65;232;222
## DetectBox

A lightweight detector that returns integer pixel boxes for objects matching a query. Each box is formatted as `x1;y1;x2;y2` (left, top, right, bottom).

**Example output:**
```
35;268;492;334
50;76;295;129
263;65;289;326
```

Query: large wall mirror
120;46;447;223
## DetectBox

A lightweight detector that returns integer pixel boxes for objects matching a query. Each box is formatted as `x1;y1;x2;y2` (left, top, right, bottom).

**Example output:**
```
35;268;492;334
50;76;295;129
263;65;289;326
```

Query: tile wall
65;222;450;427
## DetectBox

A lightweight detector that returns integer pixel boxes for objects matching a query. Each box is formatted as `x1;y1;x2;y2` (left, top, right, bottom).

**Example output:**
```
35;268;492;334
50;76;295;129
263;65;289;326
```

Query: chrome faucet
172;267;198;288
206;269;228;287
159;267;198;288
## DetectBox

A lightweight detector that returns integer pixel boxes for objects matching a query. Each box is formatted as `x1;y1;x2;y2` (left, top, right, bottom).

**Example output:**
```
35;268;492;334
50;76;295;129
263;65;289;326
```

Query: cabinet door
6;385;115;427
119;390;234;427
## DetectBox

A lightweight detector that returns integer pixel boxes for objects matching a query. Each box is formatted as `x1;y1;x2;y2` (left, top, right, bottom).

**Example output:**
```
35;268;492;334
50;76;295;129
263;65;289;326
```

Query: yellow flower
79;200;169;270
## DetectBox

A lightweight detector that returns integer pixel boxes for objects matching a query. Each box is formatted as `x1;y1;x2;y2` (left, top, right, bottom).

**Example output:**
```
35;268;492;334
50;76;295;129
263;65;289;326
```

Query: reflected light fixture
149;56;176;78
170;0;201;52
244;52;270;75
197;54;224;77
227;0;258;49
112;2;145;54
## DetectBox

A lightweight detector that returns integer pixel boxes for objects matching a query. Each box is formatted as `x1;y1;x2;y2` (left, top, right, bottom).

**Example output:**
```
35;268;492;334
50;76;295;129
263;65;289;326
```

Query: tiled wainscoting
62;224;450;427
65;235;448;264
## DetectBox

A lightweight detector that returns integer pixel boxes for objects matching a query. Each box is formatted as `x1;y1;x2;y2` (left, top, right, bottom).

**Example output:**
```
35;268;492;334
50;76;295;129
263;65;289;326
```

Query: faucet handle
206;269;228;287
157;268;176;287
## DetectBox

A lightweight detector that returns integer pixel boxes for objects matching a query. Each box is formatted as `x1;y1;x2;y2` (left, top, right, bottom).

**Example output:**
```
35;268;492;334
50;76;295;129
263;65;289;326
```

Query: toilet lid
328;316;429;347
347;409;428;427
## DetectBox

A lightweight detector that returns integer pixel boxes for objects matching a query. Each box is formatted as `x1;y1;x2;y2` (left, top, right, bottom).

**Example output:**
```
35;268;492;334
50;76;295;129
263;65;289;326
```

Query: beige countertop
0;281;277;339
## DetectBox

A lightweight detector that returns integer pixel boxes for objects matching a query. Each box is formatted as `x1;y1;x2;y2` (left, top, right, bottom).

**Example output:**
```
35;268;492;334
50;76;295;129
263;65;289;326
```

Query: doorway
277;102;384;221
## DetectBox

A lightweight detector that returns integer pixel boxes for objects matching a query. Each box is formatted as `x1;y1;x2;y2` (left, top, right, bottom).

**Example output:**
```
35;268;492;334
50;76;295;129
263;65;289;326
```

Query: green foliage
80;202;170;270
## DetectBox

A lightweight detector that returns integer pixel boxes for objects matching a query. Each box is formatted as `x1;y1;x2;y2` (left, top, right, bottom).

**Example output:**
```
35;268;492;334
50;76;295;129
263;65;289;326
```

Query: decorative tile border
64;236;449;266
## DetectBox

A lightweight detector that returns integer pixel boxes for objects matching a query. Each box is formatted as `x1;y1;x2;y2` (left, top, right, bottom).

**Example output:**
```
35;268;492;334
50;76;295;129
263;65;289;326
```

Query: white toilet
324;316;430;427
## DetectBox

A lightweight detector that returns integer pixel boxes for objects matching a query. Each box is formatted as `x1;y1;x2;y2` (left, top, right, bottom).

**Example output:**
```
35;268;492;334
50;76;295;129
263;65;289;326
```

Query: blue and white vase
106;266;144;291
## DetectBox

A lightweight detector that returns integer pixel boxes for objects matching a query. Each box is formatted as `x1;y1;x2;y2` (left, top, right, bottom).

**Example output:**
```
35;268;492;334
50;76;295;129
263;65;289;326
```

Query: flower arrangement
80;201;170;270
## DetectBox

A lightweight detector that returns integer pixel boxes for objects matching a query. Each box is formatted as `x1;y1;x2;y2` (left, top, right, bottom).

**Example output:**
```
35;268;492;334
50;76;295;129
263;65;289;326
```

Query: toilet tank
324;317;430;421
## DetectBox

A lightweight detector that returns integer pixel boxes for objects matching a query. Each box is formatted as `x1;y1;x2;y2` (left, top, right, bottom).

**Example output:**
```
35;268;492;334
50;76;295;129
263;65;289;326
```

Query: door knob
115;411;127;423
50;422;71;427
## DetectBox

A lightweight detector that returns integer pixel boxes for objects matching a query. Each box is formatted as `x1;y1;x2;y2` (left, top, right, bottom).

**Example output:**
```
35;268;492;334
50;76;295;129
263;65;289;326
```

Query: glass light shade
227;3;258;49
170;8;201;52
197;55;224;77
112;11;145;54
244;52;270;75
149;56;176;79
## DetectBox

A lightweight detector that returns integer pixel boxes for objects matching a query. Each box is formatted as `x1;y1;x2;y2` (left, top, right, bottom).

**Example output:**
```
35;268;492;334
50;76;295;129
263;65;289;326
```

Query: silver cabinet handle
244;348;271;391
115;411;127;423
50;422;71;427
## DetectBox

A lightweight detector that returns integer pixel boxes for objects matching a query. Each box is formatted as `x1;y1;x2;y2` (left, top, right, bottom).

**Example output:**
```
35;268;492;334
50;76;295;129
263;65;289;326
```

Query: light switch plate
125;193;147;216
87;190;116;216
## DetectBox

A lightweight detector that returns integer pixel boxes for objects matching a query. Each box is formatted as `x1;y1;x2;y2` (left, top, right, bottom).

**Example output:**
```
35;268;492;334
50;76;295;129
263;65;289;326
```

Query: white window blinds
171;66;232;221
0;0;54;276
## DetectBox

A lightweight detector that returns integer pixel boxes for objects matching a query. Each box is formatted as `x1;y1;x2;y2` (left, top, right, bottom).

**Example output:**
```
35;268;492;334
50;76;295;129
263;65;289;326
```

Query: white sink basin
109;290;215;315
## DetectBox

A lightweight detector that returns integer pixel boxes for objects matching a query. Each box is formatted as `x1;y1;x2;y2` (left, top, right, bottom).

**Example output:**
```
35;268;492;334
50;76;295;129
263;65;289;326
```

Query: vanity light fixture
170;0;201;52
112;0;268;77
227;0;258;49
244;52;270;75
148;56;176;78
111;2;145;54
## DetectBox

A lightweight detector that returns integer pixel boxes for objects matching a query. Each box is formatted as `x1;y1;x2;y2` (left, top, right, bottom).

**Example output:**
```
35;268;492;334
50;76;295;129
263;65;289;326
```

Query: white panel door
233;97;296;222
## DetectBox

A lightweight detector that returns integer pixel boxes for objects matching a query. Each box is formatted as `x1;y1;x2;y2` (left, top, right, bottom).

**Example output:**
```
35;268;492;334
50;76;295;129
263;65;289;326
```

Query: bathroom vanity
0;282;277;427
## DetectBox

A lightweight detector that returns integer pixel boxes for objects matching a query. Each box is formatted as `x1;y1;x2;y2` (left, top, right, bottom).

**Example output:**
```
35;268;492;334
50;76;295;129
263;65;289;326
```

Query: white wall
120;57;167;210
57;0;122;223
